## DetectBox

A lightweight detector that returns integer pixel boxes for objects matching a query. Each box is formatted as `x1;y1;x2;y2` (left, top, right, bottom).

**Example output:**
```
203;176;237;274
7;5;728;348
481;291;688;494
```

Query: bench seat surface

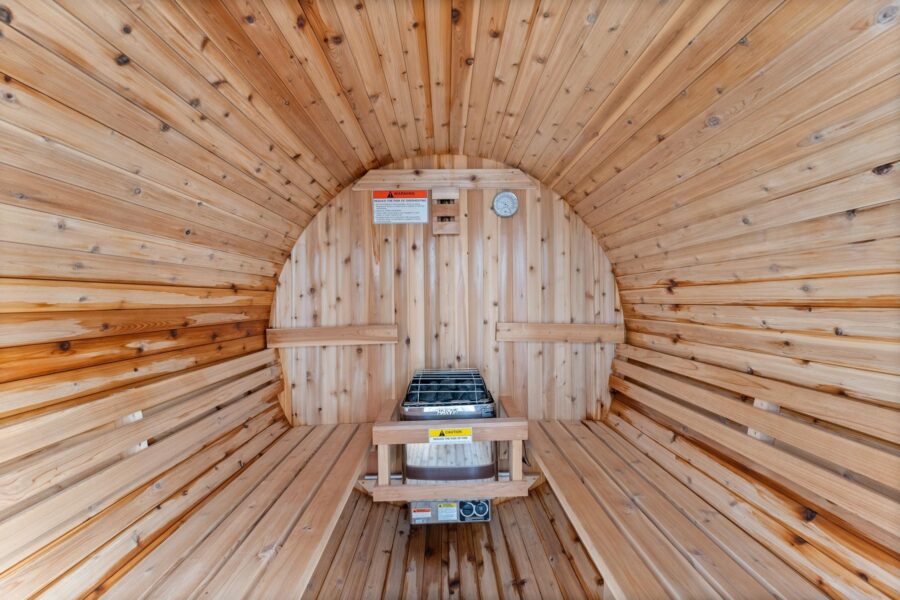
101;423;371;599
527;417;878;599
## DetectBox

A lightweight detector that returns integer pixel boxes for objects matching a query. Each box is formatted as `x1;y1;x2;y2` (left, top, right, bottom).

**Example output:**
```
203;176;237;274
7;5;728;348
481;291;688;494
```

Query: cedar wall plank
272;156;623;423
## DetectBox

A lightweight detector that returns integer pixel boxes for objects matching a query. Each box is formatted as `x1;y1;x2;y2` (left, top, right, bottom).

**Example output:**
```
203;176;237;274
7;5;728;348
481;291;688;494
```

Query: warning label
428;427;473;445
437;502;458;521
372;189;428;224
411;507;432;521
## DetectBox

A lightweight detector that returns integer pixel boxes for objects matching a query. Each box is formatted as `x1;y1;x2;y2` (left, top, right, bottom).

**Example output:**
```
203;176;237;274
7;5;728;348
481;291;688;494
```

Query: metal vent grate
402;368;493;406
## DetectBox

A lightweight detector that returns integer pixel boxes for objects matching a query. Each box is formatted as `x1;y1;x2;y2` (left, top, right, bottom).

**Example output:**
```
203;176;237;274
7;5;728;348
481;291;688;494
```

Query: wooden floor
304;485;604;600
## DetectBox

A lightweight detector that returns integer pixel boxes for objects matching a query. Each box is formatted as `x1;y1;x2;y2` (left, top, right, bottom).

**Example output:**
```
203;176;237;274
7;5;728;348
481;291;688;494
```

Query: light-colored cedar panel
564;421;787;599
612;358;900;489
253;0;379;170
615;199;900;281
372;478;529;503
15;0;317;223
324;0;411;160
0;366;280;515
276;156;620;423
266;324;399;348
190;424;358;598
622;303;900;341
587;74;900;237
617;237;900;291
0;408;284;599
0;278;271;314
0;385;277;574
244;424;372;599
496;322;624;343
0;336;265;418
574;0;897;214
609;376;900;550
176;0;358;183
0;305;269;348
526;422;671;599
625;317;900;377
608;405;900;598
34;417;288;600
0;320;267;384
373;417;527;444
616;344;899;444
0;12;304;241
0;350;277;463
63;0;329;206
611;165;900;267
352;168;536;190
628;331;899;407
0;241;275;291
620;274;900;307
123;0;341;196
0;202;278;278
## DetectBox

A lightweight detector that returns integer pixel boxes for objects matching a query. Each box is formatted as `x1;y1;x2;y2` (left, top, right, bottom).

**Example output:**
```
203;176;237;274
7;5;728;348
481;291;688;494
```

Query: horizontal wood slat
372;478;530;503
496;322;625;343
266;325;399;348
372;417;529;445
352;169;536;190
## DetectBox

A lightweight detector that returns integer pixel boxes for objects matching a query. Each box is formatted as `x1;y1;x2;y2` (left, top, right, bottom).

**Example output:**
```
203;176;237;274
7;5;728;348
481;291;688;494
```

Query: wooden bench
94;423;371;598
529;414;899;599
529;419;826;599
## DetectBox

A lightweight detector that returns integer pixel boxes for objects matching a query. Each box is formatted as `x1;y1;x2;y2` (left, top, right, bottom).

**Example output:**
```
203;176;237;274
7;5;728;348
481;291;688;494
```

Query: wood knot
465;57;474;65
451;8;461;23
115;53;130;66
296;15;306;28
876;4;898;24
355;3;363;10
0;5;11;24
705;115;721;127
122;24;132;34
58;341;71;351
330;35;343;45
872;162;893;175
244;14;255;24
489;29;500;38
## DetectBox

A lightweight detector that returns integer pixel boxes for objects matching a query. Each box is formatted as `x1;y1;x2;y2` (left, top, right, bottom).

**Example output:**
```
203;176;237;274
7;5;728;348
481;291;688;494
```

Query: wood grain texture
266;324;399;348
272;155;622;423
496;322;624;343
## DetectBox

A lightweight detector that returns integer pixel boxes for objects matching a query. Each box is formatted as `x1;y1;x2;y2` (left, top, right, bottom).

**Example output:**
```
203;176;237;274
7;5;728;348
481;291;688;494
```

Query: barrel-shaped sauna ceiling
1;0;898;597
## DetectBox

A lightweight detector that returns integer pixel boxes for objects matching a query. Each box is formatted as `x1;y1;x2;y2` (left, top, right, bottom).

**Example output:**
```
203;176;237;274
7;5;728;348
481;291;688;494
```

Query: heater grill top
402;369;493;407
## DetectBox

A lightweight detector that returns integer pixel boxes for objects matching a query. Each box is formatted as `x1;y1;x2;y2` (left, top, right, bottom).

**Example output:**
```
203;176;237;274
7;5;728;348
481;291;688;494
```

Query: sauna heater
400;369;496;524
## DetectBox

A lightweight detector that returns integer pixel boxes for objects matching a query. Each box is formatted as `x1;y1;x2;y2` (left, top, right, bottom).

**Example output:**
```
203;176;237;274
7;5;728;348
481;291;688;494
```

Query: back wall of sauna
271;156;622;424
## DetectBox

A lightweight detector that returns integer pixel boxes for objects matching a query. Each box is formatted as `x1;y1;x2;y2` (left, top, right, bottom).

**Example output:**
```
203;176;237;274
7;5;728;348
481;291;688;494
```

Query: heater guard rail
372;417;528;502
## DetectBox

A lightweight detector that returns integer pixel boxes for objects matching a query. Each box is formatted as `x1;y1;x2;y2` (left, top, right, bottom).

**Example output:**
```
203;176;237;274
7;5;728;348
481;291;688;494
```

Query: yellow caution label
428;427;473;444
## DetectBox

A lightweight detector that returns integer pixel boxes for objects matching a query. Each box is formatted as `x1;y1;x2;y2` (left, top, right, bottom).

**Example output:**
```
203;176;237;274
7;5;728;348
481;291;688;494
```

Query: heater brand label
428;427;473;444
372;190;428;224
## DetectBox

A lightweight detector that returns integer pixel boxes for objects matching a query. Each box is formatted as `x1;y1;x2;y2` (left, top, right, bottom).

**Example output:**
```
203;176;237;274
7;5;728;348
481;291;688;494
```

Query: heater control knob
473;501;489;518
459;501;476;519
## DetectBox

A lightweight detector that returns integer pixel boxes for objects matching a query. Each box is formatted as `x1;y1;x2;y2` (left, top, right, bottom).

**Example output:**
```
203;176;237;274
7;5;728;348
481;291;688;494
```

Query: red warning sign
372;190;428;199
372;189;429;224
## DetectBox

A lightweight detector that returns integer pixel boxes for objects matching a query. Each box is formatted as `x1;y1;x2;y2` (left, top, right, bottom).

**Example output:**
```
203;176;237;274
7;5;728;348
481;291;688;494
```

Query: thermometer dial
492;191;519;217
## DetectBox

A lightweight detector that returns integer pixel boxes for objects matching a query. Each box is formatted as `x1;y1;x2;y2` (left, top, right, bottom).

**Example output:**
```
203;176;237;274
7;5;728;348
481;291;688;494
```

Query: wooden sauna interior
0;0;898;597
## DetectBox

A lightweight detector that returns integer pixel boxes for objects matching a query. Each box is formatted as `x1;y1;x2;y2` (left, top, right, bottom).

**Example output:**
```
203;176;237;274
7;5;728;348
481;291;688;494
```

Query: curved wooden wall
0;0;897;581
271;155;622;423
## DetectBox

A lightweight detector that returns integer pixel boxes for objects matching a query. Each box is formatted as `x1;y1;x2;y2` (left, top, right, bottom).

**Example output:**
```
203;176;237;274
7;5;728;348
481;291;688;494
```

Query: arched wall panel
271;155;622;423
0;0;897;586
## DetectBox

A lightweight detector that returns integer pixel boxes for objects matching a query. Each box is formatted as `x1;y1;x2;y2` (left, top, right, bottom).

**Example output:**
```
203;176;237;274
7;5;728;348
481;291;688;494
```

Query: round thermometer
492;191;519;217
